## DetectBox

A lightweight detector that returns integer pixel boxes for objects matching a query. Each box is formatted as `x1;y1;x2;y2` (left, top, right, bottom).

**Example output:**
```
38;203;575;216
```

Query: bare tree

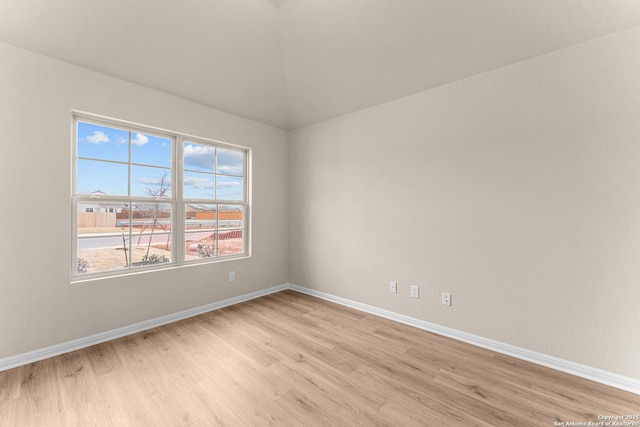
143;171;171;260
144;171;170;199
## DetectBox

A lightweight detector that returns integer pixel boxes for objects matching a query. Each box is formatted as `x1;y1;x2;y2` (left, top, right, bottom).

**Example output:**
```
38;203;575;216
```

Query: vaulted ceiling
1;0;640;130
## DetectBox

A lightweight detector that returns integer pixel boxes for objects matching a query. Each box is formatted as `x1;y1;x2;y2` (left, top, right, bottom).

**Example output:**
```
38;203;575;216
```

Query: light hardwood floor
0;290;637;426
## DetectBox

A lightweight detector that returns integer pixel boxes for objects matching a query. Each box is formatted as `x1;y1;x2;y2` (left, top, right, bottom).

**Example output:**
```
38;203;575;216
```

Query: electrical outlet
229;271;236;282
410;285;419;299
389;281;397;293
442;292;451;306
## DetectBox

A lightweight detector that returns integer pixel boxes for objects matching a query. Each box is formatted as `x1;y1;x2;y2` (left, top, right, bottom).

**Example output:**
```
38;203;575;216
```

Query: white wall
289;26;640;380
0;42;289;359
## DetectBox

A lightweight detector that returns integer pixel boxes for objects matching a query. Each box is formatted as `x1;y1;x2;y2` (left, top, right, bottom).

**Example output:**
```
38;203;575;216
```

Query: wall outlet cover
389;281;397;293
410;285;419;298
442;292;451;306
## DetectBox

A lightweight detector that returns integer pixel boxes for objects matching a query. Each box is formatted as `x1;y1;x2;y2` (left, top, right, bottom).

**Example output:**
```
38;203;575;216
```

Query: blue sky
77;121;244;200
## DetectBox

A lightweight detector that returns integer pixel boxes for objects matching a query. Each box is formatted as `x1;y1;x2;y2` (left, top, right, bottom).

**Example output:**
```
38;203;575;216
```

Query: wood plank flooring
0;290;637;426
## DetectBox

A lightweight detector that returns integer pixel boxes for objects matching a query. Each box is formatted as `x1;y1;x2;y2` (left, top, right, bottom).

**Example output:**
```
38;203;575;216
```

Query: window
72;113;249;279
183;141;246;261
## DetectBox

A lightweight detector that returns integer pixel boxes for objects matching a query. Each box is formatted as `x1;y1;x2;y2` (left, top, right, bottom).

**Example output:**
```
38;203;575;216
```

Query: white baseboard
288;284;640;396
0;283;288;373
2;282;638;396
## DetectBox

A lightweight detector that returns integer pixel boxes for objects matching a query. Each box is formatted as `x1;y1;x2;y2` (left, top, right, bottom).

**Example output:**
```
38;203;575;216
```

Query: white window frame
71;111;250;281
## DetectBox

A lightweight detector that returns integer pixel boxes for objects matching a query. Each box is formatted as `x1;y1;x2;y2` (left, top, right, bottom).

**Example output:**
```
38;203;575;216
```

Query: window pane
218;205;244;256
129;243;172;267
77;202;128;236
184;171;215;200
131;166;171;197
185;231;217;259
77;202;131;274
184;142;215;172
131;133;172;167
77;236;131;275
132;203;171;230
129;203;172;267
218;205;244;229
217;148;244;176
218;230;243;256
185;203;216;259
77;121;129;162
216;175;243;201
185;204;217;229
77;159;128;196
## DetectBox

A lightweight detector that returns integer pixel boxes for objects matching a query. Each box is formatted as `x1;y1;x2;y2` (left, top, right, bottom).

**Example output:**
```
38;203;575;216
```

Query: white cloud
184;176;214;189
217;165;243;175
217;149;243;175
86;131;110;144
132;133;149;146
184;144;215;170
137;176;172;186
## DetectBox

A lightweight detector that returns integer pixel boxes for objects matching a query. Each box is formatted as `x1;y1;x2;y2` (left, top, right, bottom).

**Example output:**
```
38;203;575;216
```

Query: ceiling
1;0;640;130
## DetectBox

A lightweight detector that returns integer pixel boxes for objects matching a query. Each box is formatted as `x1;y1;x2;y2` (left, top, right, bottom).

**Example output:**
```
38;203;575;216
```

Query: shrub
196;243;215;258
141;254;170;265
77;257;89;274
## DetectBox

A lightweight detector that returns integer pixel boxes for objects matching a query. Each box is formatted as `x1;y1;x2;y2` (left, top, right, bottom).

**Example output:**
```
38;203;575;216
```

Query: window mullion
175;136;185;264
127;201;133;269
127;131;132;269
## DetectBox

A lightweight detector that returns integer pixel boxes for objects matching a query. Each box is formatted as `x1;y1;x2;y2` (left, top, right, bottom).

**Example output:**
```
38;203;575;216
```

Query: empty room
0;0;639;425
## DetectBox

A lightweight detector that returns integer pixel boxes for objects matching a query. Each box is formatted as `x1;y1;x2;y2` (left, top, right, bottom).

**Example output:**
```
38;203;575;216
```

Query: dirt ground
77;237;243;275
77;246;176;274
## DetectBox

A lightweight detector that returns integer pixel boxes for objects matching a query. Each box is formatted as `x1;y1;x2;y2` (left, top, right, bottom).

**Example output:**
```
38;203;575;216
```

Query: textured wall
0;41;289;358
289;26;640;380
